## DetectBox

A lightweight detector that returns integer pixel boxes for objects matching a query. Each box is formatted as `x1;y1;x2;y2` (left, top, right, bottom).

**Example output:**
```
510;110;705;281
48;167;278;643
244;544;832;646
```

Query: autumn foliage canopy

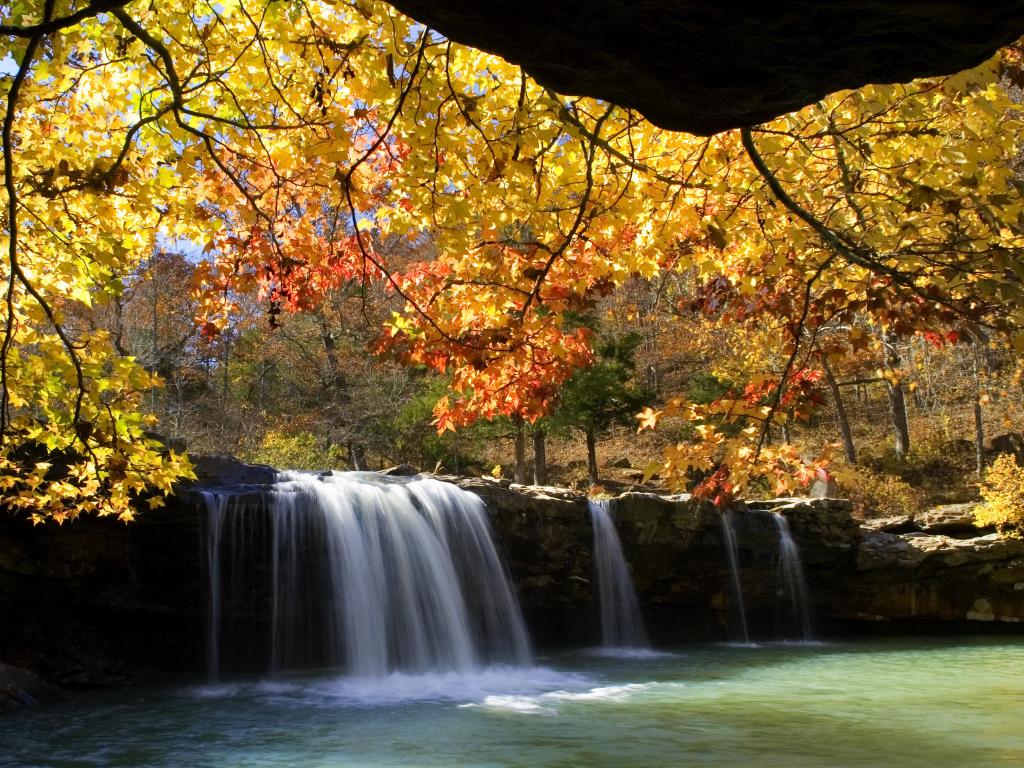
3;1;1024;518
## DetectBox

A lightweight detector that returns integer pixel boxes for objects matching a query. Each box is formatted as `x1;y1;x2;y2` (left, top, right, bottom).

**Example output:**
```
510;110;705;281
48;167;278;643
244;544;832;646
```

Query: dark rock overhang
387;1;1024;135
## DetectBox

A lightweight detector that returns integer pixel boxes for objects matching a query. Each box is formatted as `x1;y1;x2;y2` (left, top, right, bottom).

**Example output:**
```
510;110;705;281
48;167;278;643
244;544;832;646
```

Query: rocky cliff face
457;479;859;641
0;502;204;688
466;477;1024;636
1;459;1021;691
386;1;1024;134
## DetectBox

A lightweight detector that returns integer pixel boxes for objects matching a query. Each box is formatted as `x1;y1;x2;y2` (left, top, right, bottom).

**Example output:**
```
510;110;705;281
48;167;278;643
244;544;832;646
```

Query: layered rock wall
1;461;1022;690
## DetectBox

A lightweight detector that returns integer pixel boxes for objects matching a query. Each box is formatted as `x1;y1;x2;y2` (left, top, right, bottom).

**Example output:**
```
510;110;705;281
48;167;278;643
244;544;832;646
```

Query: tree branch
0;0;127;37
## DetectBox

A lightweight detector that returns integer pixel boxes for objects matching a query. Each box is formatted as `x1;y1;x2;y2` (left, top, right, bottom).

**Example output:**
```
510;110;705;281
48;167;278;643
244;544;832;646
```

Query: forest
2;1;1024;527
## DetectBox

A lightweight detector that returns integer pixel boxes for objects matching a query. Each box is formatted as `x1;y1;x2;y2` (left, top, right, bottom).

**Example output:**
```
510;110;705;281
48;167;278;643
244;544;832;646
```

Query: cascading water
719;509;751;644
772;512;813;640
588;499;649;649
201;491;229;681
202;472;532;680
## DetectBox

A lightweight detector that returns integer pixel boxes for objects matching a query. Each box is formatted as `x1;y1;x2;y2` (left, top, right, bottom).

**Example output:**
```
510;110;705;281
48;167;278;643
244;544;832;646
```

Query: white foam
308;665;590;705
462;682;660;715
189;665;592;707
546;682;657;701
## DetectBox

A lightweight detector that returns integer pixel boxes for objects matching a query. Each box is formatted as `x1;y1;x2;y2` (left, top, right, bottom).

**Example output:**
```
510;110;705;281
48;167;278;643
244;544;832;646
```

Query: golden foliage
246;431;347;471
976;454;1024;529
3;1;1024;516
832;464;927;519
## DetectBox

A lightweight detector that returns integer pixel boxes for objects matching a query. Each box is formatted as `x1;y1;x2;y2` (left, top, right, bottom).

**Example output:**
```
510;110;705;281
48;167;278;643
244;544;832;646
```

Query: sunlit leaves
3;0;1023;516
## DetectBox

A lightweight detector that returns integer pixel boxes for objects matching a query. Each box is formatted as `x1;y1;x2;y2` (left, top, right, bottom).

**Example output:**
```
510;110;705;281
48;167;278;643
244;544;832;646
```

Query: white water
719;509;751;643
193;665;591;707
200;491;229;681
588;499;649;650
463;682;660;715
203;471;531;680
772;512;814;640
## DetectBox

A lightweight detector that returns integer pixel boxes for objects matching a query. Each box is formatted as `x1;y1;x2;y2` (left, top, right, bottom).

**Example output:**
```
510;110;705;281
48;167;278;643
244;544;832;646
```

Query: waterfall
201;491;229;681
772;512;813;640
719;509;750;644
588;499;649;649
202;472;531;679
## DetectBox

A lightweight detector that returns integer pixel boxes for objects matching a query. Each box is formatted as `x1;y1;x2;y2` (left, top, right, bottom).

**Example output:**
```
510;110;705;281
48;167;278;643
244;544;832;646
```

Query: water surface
3;638;1022;767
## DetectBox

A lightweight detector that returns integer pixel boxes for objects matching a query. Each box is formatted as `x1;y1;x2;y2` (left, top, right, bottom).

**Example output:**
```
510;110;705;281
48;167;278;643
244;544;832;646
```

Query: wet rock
0;663;62;710
380;463;419;477
0;499;204;690
189;454;276;486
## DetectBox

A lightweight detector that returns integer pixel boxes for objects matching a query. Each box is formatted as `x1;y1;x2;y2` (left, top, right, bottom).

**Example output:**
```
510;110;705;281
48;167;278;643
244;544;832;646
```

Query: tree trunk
532;426;547;485
150;267;158;412
220;334;231;441
221;336;231;404
974;396;985;478
585;427;599;485
822;357;856;464
974;347;985;478
886;383;911;458
512;417;528;484
883;332;911;459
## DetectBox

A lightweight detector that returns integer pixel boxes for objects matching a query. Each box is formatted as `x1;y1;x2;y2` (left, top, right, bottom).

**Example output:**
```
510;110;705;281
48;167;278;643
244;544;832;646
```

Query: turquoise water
2;638;1023;767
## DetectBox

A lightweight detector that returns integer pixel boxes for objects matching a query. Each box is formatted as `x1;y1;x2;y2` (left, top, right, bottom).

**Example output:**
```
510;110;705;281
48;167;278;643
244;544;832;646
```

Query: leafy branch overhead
2;1;1023;518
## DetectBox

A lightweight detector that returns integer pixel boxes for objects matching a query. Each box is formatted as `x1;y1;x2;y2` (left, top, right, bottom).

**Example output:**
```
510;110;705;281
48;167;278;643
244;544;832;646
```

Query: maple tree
2;1;1024;519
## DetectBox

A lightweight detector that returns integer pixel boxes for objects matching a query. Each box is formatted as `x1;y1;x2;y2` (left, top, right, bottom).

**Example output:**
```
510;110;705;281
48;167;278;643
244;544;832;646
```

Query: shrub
247;430;346;470
833;463;927;519
976;454;1024;531
856;434;976;505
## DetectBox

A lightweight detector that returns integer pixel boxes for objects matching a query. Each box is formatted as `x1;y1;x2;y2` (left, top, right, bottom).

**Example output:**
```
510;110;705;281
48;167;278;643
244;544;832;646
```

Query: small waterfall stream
719;508;814;643
201;492;229;681
719;509;751;644
588;499;649;649
202;472;531;680
772;512;813;641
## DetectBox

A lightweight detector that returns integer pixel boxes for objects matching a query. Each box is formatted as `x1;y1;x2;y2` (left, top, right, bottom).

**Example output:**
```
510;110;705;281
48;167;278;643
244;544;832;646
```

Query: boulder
0;663;62;710
917;503;981;535
189;454;276;486
990;432;1024;461
380;463;420;477
810;477;841;498
856;532;1024;571
861;514;917;534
